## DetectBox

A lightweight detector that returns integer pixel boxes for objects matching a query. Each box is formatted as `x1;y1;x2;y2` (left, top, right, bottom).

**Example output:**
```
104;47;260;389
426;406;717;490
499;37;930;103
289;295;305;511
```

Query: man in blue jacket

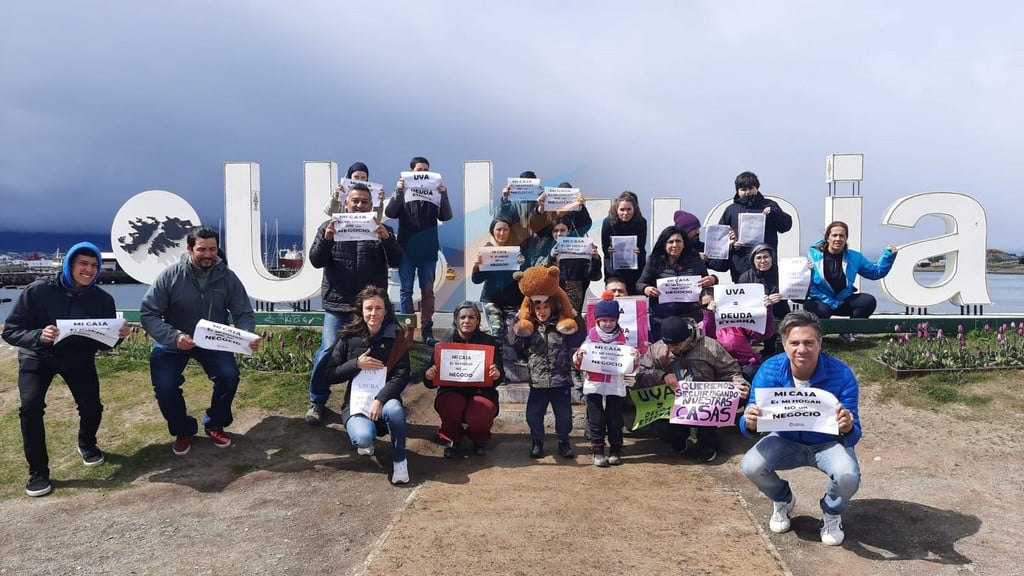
739;310;861;546
3;242;129;496
140;226;260;455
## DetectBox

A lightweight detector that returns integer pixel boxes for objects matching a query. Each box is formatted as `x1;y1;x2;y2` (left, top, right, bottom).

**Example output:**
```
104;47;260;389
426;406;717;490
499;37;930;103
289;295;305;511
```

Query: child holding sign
512;296;584;460
422;301;504;458
572;291;638;467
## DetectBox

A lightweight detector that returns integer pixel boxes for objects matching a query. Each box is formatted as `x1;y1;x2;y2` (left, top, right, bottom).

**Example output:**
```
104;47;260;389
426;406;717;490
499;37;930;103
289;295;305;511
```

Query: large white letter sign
223;161;329;303
879;192;990;307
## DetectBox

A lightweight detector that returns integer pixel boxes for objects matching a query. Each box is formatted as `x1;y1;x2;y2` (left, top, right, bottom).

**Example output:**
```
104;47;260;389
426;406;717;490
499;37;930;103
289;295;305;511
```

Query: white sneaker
769;496;796;533
391;459;409;484
820;513;845;545
357;444;375;456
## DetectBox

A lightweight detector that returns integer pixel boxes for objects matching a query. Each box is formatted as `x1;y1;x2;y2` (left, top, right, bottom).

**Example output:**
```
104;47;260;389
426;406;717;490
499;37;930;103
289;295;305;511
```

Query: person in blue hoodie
738;310;862;547
804;220;898;321
2;242;130;497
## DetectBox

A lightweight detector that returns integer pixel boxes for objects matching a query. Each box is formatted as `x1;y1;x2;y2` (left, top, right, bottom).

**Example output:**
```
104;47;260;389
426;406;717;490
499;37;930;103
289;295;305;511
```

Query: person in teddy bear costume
513;266;579;337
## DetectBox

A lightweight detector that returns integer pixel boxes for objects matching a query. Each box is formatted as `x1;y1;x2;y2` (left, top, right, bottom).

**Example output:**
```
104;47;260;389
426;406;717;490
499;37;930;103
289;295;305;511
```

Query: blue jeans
345;399;407;462
525;387;573;442
398;256;436;323
308;310;351;405
150;343;240;436
740;432;861;515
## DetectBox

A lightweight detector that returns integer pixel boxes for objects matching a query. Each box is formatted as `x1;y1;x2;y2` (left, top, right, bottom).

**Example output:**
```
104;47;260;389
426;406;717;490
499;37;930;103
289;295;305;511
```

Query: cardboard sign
629;384;675;430
755;386;840;434
704;225;731;259
610;235;638;270
479;246;521;271
738;213;766;245
541;187;582;212
669;381;743;428
778;257;812;300
556;236;592;260
579;341;636;375
433;342;495;387
350;368;387;418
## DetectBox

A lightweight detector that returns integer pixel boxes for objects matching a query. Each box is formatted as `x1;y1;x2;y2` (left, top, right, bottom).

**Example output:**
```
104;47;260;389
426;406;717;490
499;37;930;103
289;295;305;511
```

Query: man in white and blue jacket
739;310;861;547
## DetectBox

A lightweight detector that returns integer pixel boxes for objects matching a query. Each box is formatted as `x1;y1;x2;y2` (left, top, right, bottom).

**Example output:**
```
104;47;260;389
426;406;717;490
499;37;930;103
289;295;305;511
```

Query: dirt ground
1;339;1022;575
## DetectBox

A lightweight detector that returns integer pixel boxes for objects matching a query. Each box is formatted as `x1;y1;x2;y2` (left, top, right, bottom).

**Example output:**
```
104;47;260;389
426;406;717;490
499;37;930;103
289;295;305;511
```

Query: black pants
803;293;877;319
586;393;624;449
667;423;718;452
18;355;103;478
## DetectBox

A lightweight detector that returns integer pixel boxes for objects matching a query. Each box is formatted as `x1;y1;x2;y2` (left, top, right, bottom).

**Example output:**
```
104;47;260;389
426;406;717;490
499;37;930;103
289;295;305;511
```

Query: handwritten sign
629;384;675;430
610;235;638;270
478;246;521;271
669;381;743;428
655;276;701;303
350;368;387;418
585;296;649;354
54;318;126;347
541;187;582;212
193;319;260;355
339;178;385;200
738;213;766;246
778;257;812;300
754;386;840;434
332;212;378;242
556;236;592;260
714;283;767;333
507;177;541;202
704;225;731;259
579;342;636;375
433;342;495;387
400;171;443;206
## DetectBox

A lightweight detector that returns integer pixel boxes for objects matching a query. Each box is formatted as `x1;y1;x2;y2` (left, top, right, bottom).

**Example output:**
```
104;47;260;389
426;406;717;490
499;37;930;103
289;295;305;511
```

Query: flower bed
875;321;1024;378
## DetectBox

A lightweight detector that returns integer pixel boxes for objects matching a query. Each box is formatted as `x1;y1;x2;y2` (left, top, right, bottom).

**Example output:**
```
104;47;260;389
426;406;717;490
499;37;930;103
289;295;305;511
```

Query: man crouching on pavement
739;309;861;546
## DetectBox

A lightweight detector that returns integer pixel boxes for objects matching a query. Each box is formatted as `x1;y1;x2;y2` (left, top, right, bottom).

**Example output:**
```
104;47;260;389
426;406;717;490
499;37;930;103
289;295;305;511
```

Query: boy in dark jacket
717;171;793;282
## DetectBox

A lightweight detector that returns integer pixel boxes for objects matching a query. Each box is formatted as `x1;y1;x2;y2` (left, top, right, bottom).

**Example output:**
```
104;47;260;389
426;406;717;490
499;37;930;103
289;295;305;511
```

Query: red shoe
206;429;232;448
172;435;194;456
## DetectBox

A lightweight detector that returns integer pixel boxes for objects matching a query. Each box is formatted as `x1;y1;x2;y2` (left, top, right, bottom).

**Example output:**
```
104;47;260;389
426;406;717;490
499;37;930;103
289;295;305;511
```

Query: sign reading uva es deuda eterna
109;158;991;310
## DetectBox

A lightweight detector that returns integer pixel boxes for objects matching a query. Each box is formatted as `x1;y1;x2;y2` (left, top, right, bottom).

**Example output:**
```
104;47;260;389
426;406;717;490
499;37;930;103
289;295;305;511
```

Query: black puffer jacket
308;219;403;312
326;318;410;426
717;192;792;280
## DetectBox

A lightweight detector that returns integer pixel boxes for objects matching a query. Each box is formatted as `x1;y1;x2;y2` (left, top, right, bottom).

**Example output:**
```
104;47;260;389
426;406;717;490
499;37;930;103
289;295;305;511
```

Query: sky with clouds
2;1;1021;254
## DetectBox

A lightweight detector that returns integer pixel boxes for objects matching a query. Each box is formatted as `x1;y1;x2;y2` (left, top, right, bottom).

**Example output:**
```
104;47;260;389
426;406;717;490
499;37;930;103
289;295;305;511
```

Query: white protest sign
669;381;744;427
778;257;812;300
541;187;582;212
713;283;767;334
339;178;385;200
655;276;701;303
437;346;488;384
556;236;592;260
479;246;521;271
193;319;259;355
55;318;126;347
332;212;378;242
738;213;766;245
580;342;636;375
350;368;387;418
755;386;840;434
507;177;541;202
400;171;443;207
610;235;638;270
704;225;731;259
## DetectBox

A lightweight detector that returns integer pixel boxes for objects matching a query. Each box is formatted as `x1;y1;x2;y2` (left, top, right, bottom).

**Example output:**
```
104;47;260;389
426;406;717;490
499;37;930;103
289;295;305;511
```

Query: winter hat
749;243;774;265
62;242;103;289
594;290;621;320
661;316;692;344
673;211;701;235
346;162;370;179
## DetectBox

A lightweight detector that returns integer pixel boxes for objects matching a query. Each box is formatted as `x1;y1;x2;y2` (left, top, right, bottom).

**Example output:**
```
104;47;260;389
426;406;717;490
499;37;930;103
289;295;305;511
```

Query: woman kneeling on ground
423;301;505;458
326;286;413;485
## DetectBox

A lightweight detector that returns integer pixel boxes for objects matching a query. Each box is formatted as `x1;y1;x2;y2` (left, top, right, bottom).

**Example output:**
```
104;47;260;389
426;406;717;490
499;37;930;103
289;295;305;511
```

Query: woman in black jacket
326;286;412;484
601;191;648;295
423;301;505;458
637;226;718;341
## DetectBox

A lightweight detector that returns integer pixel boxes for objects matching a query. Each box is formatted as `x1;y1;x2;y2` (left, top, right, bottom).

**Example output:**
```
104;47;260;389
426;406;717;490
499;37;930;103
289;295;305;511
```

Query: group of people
2;166;895;547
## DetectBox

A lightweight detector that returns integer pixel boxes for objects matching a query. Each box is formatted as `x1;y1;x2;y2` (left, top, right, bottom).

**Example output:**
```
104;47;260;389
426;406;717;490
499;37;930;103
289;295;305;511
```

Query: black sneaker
473;443;487;456
697;446;718;463
305;403;325;426
443;441;461;459
77;445;105;467
558;440;576;458
608;447;624;465
421;323;437;347
26;473;52;497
